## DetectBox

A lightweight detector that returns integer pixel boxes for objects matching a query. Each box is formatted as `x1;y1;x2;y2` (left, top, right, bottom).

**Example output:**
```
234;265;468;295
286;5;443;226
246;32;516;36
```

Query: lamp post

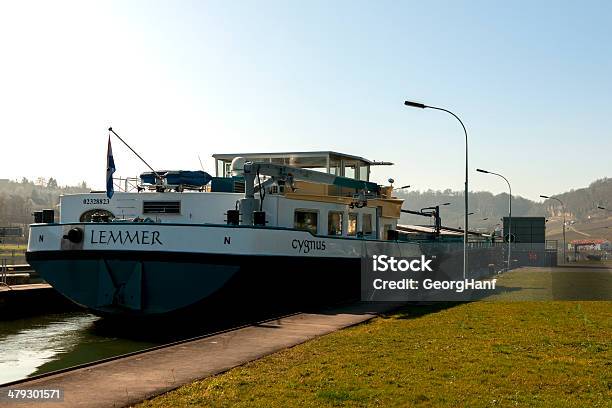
541;195;566;263
404;100;469;279
422;203;450;237
477;169;512;271
421;202;451;218
455;212;474;228
421;202;451;212
401;202;450;238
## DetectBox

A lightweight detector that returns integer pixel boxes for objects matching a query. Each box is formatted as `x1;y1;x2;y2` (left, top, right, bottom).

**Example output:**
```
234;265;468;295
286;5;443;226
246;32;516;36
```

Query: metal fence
0;248;27;266
418;241;558;280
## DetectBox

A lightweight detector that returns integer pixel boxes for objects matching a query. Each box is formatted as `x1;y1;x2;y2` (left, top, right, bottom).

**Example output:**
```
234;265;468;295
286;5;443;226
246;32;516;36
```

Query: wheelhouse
213;151;392;181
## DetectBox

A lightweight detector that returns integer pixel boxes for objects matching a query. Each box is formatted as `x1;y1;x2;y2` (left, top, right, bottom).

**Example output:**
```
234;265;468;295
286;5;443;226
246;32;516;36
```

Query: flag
106;136;116;199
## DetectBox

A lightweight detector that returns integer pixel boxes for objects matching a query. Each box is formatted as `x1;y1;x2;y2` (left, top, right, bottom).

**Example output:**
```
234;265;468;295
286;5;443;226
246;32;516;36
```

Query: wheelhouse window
362;214;373;236
348;213;358;236
328;211;343;235
329;158;341;176
359;165;369;181
294;210;318;234
344;164;356;179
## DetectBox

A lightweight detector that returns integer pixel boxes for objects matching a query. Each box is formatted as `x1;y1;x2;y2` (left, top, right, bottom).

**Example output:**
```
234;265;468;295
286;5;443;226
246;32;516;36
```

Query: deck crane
232;158;381;226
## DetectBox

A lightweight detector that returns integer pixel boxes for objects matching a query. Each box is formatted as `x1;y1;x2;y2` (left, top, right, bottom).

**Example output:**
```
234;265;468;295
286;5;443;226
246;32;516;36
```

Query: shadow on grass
386;302;462;320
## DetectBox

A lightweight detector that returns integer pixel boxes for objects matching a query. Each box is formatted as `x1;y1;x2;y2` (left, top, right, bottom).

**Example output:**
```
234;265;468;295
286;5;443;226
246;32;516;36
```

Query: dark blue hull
26;250;360;318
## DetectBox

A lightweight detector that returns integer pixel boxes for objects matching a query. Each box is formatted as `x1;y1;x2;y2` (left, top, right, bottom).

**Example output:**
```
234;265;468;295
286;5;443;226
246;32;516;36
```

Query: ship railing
113;177;141;192
112;176;211;193
0;258;12;290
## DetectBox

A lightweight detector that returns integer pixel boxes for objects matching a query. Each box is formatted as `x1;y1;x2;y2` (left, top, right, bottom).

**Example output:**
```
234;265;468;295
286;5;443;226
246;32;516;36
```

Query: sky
0;0;610;201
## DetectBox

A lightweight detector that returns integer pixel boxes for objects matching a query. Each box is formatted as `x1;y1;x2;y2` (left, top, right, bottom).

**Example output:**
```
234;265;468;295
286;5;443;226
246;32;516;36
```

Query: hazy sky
1;0;610;200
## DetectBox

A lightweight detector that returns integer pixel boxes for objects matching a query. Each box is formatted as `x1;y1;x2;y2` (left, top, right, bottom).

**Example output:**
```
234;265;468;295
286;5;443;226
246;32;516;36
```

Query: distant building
570;239;610;251
503;217;546;243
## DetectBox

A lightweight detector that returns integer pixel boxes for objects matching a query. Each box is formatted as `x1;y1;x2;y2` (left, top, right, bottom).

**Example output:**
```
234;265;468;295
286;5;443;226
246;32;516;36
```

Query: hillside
540;178;611;220
0;178;89;226
0;176;610;240
395;177;611;240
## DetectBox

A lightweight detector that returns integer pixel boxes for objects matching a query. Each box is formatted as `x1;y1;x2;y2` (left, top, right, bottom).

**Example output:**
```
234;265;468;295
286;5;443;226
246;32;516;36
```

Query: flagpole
106;135;116;199
108;127;163;180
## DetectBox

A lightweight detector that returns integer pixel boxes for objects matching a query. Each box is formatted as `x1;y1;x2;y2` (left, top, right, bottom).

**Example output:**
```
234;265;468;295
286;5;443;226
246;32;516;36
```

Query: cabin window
359;165;369;181
327;211;343;236
294;210;318;234
216;161;232;178
348;213;358;236
329;159;341;176
362;214;373;236
216;160;224;177
143;201;181;214
344;164;356;179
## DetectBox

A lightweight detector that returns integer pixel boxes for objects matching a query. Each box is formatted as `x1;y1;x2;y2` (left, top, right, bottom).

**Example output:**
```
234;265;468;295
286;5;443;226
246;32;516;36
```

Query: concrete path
0;302;400;408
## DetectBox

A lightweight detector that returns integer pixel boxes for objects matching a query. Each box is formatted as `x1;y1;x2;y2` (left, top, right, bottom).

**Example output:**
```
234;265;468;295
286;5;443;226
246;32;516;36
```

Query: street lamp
422;202;450;212
423;203;450;237
404;100;469;279
455;212;475;227
541;195;566;263
477;168;512;271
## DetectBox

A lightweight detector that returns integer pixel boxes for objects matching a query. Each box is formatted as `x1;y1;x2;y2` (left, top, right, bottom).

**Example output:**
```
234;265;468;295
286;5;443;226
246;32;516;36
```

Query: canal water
0;301;307;385
0;312;161;385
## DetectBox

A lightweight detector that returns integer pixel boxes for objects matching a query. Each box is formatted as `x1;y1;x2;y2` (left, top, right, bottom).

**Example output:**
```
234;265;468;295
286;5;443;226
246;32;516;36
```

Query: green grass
138;297;611;407
483;267;612;301
0;243;26;251
0;243;27;265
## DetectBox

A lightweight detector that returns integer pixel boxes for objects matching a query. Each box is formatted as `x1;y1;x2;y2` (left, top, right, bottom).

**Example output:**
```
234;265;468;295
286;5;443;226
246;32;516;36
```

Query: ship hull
26;250;360;318
26;223;420;318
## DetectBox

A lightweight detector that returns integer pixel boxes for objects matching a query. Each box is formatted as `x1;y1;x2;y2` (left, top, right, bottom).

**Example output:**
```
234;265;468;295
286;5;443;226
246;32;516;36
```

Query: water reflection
0;300;319;385
0;312;157;385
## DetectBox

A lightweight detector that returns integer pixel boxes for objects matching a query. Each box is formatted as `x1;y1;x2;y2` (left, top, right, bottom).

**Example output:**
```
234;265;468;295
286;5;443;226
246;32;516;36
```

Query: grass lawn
138;296;611;407
0;243;27;265
0;243;26;251
483;267;612;301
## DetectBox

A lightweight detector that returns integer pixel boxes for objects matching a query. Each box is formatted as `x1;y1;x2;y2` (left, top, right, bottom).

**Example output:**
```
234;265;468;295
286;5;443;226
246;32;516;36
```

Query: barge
26;151;424;317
